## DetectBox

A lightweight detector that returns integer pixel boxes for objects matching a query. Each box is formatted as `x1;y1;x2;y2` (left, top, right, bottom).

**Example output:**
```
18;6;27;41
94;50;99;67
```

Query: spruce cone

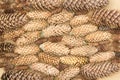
60;56;89;66
80;61;120;79
38;53;60;66
70;45;98;57
16;31;40;46
56;67;80;80
10;55;38;66
0;42;15;53
90;51;115;62
2;28;25;41
19;0;64;11
70;15;89;27
85;31;112;42
0;12;29;32
41;24;71;37
63;0;109;12
40;41;70;56
48;10;74;24
30;62;59;76
61;35;86;47
14;44;40;55
70;24;98;37
1;69;44;80
23;20;48;32
26;10;52;20
92;9;120;28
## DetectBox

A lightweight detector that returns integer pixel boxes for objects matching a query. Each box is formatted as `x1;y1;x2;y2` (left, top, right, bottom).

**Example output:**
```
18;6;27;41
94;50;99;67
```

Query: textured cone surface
16;31;40;46
92;9;120;28
61;35;86;47
70;24;98;37
40;41;70;56
27;10;52;20
11;55;38;66
0;12;29;32
30;62;59;76
60;56;89;66
63;0;109;12
0;42;15;53
38;52;60;65
70;45;98;57
41;24;71;37
85;31;112;42
14;44;40;55
3;28;25;40
80;61;120;79
23;20;48;31
90;51;115;62
57;67;80;80
48;10;74;24
1;69;44;80
70;15;89;27
25;0;63;11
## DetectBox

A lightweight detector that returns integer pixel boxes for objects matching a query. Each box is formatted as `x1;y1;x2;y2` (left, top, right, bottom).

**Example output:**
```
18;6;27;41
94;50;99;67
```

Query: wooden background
0;0;120;80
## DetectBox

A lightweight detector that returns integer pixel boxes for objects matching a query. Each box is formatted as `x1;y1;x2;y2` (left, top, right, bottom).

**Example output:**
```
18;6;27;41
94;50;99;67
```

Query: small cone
23;20;48;31
40;41;70;56
10;55;38;66
14;44;40;55
80;61;120;80
48;10;74;24
85;31;112;42
41;24;71;37
60;56;89;66
16;31;40;46
30;62;59;76
57;67;80;80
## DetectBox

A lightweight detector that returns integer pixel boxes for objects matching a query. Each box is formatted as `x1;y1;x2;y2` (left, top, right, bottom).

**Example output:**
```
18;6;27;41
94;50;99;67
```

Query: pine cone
63;0;109;12
38;52;60;66
2;28;25;40
23;20;48;31
26;10;52;20
48;10;74;24
61;35;86;47
92;9;120;28
70;24;98;37
85;31;112;42
0;12;29;32
1;69;44;80
90;51;115;62
40;41;70;56
0;42;15;53
16;31;40;46
60;56;89;66
30;62;59;76
70;15;89;27
56;67;80;80
80;61;120;79
22;0;63;11
10;55;38;66
70;45;98;57
41;24;71;37
14;44;40;55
